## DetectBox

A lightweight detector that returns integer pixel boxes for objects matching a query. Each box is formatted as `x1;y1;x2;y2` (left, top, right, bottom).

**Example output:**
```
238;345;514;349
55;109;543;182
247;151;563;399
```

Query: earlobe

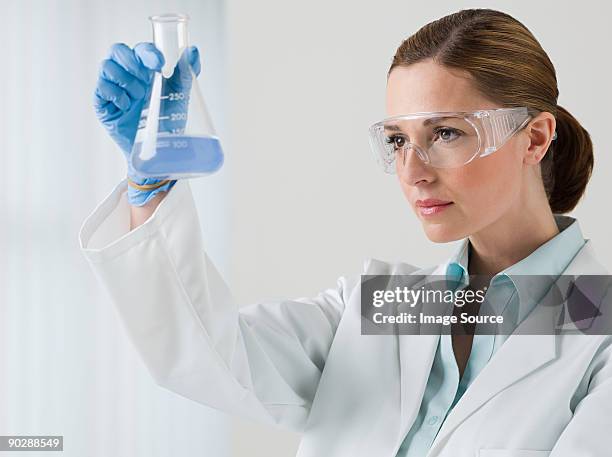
524;149;543;165
522;132;543;165
525;143;550;165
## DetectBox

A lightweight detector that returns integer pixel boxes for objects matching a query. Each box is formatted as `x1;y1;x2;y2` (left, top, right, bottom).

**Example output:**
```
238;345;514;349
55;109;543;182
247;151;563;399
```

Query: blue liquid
131;135;224;179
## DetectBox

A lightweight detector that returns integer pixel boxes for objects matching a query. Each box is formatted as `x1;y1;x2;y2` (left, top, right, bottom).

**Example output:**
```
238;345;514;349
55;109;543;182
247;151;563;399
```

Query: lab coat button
426;415;439;426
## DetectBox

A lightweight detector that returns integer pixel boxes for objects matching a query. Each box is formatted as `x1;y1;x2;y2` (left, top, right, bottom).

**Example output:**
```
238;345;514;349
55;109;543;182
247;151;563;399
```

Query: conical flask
130;13;224;180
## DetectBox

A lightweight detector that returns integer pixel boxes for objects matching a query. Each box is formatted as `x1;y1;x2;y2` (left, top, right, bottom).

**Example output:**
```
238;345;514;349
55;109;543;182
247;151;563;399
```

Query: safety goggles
368;107;553;172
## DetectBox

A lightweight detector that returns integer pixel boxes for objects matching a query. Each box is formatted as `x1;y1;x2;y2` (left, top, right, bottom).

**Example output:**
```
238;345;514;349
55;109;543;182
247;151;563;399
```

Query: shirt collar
445;215;586;323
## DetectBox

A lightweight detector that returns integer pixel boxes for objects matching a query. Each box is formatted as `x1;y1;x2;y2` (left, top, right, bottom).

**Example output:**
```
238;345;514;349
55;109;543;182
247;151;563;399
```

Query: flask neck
150;14;190;78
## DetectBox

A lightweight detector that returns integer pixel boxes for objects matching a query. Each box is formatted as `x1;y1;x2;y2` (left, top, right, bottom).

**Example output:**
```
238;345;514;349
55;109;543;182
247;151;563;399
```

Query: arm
129;189;167;230
79;178;352;432
549;337;612;456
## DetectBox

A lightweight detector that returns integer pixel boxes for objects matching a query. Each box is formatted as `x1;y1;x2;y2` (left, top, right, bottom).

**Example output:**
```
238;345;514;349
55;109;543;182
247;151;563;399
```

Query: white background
1;1;611;456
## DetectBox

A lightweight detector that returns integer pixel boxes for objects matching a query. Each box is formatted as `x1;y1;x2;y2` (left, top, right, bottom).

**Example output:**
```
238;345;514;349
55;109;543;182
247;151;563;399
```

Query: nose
396;143;435;185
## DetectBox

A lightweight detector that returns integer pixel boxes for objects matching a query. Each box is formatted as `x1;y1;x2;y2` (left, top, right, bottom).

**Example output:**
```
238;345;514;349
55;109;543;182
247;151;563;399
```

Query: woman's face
386;60;530;243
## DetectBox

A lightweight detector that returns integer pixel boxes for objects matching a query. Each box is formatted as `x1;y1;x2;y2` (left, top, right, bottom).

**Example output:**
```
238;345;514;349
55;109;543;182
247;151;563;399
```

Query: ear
523;111;556;165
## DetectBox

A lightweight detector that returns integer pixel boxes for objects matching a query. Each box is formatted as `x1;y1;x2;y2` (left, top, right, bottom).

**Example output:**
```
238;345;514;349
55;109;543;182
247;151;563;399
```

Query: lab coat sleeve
549;336;612;456
78;178;354;433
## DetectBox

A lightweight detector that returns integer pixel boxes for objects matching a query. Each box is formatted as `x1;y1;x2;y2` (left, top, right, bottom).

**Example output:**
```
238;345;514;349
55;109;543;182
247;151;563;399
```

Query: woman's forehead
385;62;496;116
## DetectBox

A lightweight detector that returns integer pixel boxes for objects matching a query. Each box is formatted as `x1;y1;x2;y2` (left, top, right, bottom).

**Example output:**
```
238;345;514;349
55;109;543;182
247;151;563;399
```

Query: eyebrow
383;116;455;132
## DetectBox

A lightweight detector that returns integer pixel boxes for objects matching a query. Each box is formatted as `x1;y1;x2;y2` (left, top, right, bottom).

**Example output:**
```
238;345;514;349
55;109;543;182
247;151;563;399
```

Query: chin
421;221;466;243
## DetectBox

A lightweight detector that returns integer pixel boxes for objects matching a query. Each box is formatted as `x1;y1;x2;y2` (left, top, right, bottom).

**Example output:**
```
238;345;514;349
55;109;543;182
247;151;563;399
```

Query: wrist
127;176;173;191
126;174;177;207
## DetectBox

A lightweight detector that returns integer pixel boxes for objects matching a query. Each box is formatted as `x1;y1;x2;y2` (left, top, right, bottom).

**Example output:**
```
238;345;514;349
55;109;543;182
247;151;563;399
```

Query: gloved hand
93;42;201;206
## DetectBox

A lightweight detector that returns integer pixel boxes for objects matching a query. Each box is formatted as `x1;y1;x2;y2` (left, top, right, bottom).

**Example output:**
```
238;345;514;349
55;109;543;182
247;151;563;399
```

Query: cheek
454;148;522;216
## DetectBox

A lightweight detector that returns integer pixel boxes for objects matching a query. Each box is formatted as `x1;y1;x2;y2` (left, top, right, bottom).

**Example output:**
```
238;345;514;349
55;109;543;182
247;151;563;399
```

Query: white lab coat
79;177;612;457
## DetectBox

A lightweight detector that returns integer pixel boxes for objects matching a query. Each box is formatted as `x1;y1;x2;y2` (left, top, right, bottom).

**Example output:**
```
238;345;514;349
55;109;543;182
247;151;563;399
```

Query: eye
385;135;406;150
433;127;462;143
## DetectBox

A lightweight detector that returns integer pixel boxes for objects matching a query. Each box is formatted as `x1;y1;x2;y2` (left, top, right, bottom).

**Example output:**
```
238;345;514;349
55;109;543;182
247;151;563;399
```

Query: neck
467;207;559;277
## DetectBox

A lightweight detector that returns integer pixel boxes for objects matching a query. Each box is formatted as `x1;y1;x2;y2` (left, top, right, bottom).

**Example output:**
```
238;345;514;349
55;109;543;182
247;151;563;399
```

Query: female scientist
80;8;612;457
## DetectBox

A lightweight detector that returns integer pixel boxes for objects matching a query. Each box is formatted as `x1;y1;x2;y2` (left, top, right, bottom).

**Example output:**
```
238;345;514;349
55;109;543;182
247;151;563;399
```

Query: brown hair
388;8;593;214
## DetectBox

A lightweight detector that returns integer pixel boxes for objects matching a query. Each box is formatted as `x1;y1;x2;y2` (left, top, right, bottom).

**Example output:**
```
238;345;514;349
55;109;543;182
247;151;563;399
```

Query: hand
93;42;201;206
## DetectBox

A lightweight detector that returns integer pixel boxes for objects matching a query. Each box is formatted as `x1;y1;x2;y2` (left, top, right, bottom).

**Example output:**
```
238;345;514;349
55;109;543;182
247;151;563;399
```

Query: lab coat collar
444;215;585;325
395;259;452;454
396;236;609;457
501;215;585;324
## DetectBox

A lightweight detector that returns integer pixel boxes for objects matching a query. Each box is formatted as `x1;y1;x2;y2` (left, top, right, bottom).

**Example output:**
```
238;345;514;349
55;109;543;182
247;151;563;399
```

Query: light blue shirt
396;215;586;457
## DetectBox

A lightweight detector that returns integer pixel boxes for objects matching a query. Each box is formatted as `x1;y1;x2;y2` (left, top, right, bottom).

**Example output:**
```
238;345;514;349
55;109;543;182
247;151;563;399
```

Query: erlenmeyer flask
130;13;224;179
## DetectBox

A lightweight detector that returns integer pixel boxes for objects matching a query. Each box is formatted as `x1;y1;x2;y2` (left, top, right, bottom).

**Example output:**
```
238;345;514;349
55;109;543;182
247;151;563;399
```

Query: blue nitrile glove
93;42;201;206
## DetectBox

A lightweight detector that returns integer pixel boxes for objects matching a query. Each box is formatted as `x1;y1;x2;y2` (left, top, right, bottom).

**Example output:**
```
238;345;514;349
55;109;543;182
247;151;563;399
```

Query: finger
134;42;165;71
99;59;146;100
187;46;201;77
94;101;121;122
108;42;151;83
94;78;131;111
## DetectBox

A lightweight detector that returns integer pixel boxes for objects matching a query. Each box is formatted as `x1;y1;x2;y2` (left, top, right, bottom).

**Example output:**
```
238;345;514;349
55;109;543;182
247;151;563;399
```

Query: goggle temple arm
476;108;531;157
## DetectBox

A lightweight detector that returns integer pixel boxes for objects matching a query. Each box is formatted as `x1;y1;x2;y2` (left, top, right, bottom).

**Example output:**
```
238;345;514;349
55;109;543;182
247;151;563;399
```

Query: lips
415;198;453;207
415;198;454;217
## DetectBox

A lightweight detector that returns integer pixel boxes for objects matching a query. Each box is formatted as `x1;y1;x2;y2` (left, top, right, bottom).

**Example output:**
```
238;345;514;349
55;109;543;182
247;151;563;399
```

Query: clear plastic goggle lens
369;115;480;172
368;107;536;173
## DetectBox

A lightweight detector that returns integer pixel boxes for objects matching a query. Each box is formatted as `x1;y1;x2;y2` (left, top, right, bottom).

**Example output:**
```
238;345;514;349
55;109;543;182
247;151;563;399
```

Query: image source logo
360;274;612;336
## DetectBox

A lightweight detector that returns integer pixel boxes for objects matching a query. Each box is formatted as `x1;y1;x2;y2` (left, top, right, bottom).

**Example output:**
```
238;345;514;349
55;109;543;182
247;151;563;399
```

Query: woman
81;8;612;457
